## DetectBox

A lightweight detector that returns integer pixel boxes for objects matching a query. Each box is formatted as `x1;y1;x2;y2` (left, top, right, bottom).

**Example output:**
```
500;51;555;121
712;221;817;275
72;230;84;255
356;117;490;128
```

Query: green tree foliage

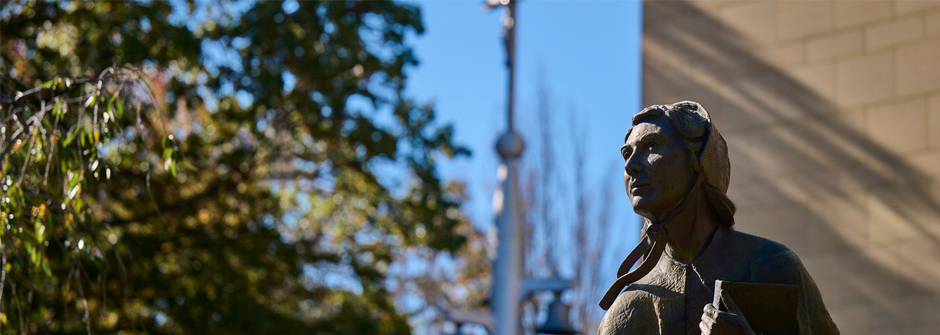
0;1;470;333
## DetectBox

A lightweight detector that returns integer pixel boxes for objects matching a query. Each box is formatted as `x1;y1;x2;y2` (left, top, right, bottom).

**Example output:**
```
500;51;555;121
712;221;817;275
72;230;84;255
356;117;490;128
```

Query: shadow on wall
642;1;940;333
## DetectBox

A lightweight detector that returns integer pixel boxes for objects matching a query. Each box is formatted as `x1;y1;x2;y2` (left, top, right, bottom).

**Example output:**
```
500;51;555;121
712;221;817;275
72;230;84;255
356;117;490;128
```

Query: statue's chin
631;196;668;222
630;197;655;219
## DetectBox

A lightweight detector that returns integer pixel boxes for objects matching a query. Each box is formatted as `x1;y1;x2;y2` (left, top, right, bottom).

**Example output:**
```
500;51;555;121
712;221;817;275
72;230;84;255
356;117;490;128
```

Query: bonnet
599;101;734;310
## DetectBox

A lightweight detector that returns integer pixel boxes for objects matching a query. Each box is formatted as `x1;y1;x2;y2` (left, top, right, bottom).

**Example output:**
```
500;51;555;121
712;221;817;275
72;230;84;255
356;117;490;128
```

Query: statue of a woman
598;101;839;335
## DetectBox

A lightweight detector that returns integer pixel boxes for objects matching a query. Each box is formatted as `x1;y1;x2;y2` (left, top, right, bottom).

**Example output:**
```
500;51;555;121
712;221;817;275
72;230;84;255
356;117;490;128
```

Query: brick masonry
642;1;940;333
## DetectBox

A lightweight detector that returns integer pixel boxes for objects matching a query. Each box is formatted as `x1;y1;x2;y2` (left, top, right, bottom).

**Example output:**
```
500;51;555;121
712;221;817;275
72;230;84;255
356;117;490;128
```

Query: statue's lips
630;182;652;194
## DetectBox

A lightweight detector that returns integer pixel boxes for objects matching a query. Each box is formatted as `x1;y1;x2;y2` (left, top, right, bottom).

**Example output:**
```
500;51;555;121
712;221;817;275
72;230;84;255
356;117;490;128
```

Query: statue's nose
625;156;642;176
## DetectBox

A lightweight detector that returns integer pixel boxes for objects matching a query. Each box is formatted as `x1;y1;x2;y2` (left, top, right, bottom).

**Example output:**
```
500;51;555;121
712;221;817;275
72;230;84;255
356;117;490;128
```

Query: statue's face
622;116;697;221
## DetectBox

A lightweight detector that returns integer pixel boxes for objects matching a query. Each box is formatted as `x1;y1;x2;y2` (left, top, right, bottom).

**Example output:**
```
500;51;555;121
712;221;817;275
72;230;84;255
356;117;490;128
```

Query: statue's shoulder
724;229;806;284
723;229;792;258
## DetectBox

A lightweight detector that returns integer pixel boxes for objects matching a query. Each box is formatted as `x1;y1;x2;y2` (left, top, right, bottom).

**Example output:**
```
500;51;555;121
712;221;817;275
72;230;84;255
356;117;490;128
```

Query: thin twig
73;257;93;335
13;100;48;187
0;246;6;333
42;101;60;185
11;281;24;335
134;86;167;225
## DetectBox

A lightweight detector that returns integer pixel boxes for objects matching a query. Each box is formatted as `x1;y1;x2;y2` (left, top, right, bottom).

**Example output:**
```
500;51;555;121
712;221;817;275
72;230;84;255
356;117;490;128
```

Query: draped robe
598;228;840;335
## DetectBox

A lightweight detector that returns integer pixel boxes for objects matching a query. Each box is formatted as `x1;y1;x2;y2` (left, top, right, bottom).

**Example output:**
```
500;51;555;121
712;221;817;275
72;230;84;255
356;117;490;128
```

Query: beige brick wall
642;1;940;334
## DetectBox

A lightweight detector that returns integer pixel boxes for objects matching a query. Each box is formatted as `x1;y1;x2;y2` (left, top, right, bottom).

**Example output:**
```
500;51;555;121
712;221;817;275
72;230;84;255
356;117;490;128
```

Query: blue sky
404;0;644;280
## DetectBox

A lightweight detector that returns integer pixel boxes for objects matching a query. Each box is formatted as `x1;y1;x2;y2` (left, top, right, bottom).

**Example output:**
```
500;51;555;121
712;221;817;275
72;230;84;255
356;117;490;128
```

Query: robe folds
598;228;839;335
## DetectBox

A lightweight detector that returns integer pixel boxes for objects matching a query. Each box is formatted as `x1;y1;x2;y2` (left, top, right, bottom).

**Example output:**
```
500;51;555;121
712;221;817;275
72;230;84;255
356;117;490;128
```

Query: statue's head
621;101;735;226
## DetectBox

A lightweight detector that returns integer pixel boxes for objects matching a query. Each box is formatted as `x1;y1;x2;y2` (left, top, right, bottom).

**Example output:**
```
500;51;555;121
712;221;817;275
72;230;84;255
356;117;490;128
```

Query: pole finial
496;131;525;159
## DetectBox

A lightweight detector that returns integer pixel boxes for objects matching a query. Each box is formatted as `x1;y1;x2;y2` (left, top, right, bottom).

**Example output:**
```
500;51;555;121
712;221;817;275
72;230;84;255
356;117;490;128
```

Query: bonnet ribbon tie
599;175;704;310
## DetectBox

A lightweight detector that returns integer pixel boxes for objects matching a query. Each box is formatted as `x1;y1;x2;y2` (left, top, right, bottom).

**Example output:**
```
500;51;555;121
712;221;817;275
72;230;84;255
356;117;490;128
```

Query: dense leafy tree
0;1;470;333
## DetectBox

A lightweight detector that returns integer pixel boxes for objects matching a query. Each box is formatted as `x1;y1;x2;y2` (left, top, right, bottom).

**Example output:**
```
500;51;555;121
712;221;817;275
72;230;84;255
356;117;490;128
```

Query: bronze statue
598;102;839;335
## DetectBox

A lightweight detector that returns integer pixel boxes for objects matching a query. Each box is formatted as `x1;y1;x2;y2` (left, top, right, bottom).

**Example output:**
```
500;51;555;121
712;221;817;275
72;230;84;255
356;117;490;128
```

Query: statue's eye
622;148;632;159
647;142;657;151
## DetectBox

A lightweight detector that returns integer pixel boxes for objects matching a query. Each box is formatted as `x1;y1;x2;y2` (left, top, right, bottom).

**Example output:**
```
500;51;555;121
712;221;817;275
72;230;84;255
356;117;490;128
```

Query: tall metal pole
492;1;524;335
505;0;516;130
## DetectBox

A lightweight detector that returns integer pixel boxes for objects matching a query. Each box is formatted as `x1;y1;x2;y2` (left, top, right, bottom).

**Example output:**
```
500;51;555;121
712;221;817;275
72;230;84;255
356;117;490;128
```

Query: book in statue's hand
713;280;799;335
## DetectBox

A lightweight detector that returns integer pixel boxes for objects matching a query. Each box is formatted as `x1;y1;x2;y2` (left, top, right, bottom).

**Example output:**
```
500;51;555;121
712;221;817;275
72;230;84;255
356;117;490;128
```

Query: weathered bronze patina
598;102;839;335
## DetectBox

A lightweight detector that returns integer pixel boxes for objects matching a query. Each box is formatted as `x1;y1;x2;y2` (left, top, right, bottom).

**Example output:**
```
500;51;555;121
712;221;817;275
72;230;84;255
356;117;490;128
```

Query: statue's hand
699;289;757;335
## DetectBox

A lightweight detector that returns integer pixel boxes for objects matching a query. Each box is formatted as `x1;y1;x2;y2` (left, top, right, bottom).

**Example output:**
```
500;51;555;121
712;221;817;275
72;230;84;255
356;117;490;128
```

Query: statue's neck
661;188;719;263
